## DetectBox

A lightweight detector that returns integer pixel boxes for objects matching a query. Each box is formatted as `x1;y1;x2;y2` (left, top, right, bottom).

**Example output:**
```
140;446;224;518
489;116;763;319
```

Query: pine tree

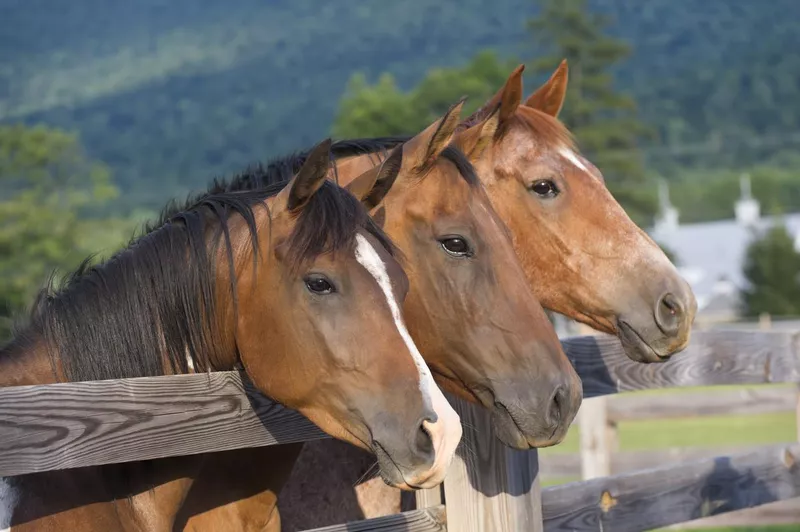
741;224;800;317
527;0;655;223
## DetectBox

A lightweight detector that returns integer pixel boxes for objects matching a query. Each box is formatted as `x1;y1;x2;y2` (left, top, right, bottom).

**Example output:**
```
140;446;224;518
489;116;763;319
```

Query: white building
648;175;800;324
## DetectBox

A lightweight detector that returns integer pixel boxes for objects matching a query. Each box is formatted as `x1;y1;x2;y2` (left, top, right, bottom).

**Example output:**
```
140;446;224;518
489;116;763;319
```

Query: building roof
649;210;800;314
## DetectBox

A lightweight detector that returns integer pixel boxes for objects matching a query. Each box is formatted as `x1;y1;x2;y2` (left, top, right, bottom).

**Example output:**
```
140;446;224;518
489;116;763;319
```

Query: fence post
443;395;543;532
579;396;612;479
576;323;614;480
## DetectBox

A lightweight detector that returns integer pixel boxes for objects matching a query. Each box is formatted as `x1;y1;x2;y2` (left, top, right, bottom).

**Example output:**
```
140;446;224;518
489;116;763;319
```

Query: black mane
3;175;393;382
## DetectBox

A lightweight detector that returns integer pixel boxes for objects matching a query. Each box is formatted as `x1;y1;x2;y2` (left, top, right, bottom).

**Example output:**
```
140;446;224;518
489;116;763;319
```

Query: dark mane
4;177;393;383
210;136;478;195
439;145;480;187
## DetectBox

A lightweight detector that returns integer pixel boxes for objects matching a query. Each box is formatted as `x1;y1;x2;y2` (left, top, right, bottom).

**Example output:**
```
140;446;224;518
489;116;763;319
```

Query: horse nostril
656;292;683;336
547;385;565;427
414;419;434;456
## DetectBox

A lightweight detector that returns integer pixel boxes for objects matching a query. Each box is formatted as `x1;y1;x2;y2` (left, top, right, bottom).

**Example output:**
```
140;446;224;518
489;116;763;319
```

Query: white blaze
353;233;461;487
353;234;433;397
559;147;590;174
0;477;17;531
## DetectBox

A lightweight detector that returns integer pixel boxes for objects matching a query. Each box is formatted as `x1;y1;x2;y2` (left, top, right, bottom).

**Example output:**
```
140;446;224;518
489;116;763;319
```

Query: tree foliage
741;224;800;317
0;125;124;340
527;0;654;223
0;0;798;221
333;51;520;138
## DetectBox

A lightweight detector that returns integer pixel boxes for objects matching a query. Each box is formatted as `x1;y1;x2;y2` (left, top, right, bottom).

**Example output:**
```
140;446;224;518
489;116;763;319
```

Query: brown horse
271;62;700;529
313;61;697;363
0;140;462;531
178;101;582;530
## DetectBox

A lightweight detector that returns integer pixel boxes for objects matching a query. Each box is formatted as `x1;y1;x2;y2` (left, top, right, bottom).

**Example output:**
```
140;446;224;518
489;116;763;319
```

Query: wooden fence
2;328;800;531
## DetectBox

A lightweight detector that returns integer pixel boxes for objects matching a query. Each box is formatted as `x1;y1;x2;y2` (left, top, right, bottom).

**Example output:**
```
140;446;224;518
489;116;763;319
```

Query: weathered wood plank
562;329;800;398
0;371;326;476
415;486;442;510
1;329;798;478
606;385;797;422
542;443;800;532
301;506;446;532
443;395;542;532
667;498;800;529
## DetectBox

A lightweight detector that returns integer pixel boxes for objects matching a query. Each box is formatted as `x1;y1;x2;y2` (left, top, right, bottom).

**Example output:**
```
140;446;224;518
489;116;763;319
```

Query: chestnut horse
177;100;582;530
273;61;699;529
0;141;462;531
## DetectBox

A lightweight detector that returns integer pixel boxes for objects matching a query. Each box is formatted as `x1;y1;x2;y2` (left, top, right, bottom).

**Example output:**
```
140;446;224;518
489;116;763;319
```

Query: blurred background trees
741;225;800;317
0;125;142;340
2;0;800;332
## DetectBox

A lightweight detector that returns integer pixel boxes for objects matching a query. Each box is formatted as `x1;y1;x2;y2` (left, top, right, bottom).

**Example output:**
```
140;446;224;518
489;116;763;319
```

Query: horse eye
530;180;559;198
304;275;335;294
439;237;472;257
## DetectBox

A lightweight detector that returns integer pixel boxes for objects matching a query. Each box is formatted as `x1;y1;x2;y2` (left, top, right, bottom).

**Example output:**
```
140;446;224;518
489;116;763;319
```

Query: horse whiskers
353;460;380;487
457;438;478;470
460;421;478;434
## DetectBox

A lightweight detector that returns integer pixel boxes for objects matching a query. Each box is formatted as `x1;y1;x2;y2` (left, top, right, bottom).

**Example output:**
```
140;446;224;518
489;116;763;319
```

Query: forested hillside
1;0;798;209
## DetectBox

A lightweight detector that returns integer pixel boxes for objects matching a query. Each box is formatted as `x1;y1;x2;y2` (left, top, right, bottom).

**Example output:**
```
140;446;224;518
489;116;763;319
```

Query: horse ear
454;103;501;162
525;59;568;117
407;98;465;171
460;64;524;129
284;138;331;212
345;145;403;209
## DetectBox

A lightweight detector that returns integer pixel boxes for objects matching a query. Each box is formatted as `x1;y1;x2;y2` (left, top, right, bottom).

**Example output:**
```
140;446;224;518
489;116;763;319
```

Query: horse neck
0;333;57;386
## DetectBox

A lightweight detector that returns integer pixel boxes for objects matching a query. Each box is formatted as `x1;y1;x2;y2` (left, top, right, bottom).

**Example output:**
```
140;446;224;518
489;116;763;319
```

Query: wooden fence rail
2;329;800;531
542;443;800;532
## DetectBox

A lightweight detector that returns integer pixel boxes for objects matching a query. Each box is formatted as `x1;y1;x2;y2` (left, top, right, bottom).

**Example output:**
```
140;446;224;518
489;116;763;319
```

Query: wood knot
599;490;617;513
783;448;796;468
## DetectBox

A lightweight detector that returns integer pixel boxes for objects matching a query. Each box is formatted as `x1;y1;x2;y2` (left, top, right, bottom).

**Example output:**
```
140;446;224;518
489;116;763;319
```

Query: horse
176;99;582;531
0;140;462;531
269;61;701;529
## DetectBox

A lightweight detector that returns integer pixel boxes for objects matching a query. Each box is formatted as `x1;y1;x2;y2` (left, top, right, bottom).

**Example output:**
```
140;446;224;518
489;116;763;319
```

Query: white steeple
734;173;760;227
653;179;679;244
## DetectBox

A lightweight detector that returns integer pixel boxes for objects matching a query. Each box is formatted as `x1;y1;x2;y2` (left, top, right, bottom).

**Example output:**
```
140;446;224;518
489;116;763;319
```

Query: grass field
539;384;798;530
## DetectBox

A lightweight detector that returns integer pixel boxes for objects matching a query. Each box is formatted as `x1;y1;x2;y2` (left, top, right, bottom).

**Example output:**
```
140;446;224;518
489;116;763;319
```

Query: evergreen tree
527;0;656;224
741;224;800;317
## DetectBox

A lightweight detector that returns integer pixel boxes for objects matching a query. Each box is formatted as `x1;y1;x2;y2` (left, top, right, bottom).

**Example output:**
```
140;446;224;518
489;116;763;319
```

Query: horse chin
617;320;671;364
490;407;535;450
371;441;418;491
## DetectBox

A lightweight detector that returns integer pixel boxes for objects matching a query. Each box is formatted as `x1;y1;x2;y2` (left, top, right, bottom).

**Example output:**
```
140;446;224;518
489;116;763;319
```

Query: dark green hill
2;0;798;209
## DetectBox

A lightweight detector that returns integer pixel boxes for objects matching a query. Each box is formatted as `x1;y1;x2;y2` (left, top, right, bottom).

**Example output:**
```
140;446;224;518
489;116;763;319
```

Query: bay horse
177;100;582;530
272;61;700;529
0;140;462;531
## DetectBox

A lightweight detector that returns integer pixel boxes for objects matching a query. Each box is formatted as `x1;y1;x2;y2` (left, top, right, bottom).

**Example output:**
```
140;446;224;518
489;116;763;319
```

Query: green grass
540;384;796;457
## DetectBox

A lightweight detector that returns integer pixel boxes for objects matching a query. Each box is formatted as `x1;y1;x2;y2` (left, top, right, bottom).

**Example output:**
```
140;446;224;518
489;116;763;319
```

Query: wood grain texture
1;330;798;478
578;397;611;480
667;498;800;529
443;395;542;532
561;329;800;398
606;385;797;422
300;506;446;532
542;444;800;532
415;486;443;509
0;371;326;476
